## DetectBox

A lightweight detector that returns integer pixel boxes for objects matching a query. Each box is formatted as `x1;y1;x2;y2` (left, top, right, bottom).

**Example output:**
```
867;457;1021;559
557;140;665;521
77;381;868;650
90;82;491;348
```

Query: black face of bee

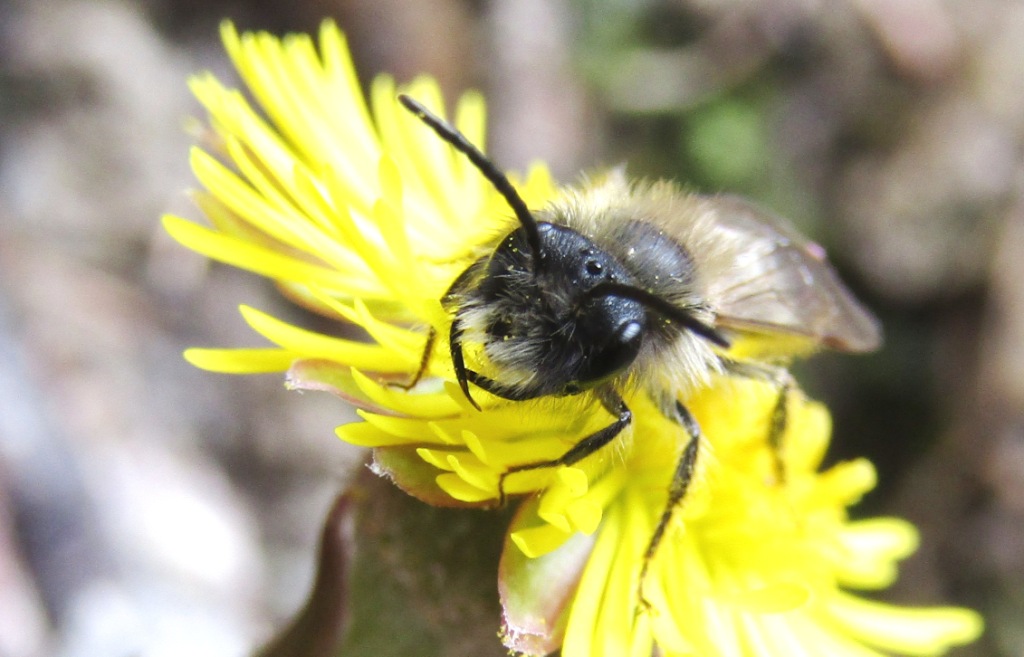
463;222;647;396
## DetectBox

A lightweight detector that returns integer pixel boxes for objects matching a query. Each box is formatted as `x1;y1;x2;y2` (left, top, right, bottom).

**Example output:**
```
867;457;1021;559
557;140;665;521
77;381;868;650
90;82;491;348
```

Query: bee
397;94;881;576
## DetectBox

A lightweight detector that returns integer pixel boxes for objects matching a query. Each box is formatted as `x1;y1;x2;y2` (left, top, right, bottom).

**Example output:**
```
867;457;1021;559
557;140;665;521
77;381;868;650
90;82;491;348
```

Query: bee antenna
585;282;732;349
398;94;543;260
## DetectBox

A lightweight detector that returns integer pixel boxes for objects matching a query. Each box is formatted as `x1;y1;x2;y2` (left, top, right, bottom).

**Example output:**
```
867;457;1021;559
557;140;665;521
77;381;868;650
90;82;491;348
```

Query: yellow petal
239;305;413;372
162;214;384;297
335;421;423;448
510;524;574;559
827;592;984;656
435;472;495;503
183;347;297;373
350;369;461;418
834;518;919;589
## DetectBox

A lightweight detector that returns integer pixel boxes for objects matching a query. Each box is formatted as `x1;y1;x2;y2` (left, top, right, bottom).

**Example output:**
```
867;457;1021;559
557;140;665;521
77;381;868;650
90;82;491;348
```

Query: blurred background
1;0;1021;655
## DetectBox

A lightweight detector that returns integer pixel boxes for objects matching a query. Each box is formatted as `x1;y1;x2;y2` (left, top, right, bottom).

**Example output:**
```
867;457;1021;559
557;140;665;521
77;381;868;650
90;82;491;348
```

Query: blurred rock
1;0;197;241
840;97;1014;301
0;1;357;655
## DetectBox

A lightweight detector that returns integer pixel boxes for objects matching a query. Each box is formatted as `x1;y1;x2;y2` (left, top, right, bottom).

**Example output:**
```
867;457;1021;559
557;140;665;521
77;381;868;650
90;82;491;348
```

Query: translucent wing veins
703;195;882;353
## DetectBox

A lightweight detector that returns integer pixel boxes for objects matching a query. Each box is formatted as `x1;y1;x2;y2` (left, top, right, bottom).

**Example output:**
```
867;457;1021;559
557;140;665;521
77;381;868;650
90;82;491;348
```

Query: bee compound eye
580;318;645;384
617;319;643;344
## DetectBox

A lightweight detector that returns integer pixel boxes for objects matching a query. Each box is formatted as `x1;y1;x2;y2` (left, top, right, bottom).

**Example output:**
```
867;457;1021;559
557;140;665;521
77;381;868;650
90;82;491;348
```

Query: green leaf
341;470;514;656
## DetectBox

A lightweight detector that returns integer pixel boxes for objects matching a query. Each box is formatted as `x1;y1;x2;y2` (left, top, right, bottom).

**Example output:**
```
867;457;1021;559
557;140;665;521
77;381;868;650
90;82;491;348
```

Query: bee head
476;221;647;394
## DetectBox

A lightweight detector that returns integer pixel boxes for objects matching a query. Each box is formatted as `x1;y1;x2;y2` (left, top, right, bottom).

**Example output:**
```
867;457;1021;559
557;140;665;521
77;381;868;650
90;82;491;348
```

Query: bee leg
768;379;793;485
434;261;485;408
447;317;482;411
719;358;794;485
637;401;701;612
388;327;437;391
376;311;479;410
463;369;537;402
494;388;631;508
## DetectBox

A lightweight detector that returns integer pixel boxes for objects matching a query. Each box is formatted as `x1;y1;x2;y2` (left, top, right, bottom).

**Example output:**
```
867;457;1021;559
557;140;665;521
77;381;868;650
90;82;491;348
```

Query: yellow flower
164;21;983;657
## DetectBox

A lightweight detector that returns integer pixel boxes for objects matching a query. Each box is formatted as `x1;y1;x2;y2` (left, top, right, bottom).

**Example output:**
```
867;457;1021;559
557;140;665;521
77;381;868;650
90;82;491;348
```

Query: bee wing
702;195;882;353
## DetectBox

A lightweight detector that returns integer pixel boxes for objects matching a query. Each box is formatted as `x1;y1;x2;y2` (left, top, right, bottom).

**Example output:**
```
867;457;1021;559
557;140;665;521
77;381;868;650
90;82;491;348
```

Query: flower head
165;21;983;657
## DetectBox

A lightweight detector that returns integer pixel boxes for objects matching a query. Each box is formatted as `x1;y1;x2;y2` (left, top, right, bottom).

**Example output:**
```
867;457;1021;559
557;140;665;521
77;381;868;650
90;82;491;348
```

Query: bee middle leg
494;387;632;507
637;400;701;610
719;358;793;485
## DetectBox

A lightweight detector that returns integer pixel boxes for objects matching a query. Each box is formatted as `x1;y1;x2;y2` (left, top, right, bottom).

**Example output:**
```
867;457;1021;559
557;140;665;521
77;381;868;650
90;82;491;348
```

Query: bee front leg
391;260;480;393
